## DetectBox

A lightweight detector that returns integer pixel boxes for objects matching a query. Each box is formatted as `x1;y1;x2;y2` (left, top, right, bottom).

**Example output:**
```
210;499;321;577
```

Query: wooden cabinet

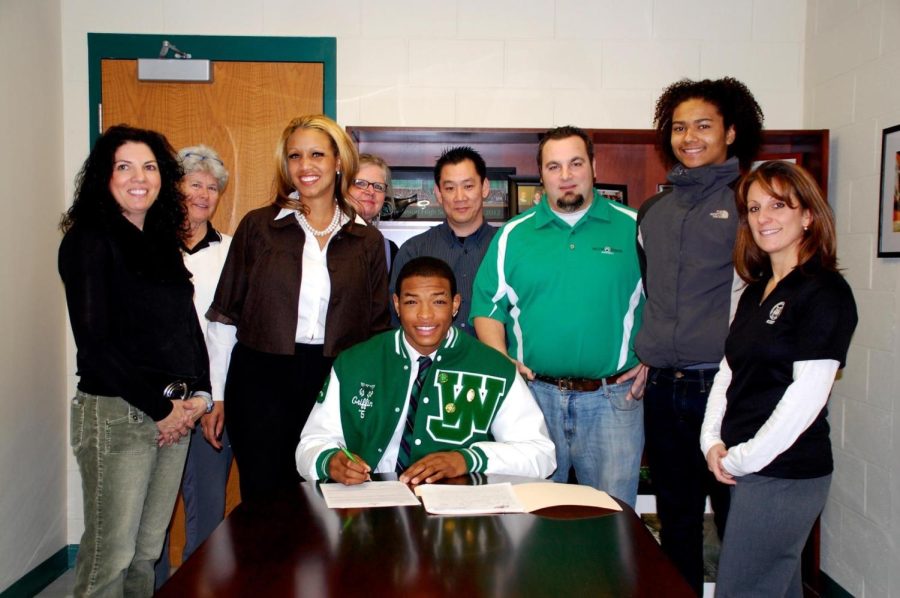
347;127;829;210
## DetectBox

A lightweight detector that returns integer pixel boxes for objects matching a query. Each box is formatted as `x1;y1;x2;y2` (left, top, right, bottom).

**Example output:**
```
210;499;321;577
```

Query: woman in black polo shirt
700;161;857;597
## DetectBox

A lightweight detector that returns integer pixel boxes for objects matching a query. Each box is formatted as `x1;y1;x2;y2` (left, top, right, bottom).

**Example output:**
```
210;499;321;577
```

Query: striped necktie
396;355;433;473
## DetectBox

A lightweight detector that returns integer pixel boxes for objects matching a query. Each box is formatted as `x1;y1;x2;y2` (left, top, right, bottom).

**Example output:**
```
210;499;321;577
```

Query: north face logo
426;370;507;445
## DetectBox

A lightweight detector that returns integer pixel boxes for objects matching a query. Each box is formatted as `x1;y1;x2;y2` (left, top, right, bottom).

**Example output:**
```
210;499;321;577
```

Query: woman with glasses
700;162;857;596
348;153;398;271
205;115;391;501
59;125;210;596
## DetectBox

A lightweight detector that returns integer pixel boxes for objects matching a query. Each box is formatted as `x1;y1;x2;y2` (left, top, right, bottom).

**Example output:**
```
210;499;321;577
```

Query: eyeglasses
182;152;224;166
352;178;388;193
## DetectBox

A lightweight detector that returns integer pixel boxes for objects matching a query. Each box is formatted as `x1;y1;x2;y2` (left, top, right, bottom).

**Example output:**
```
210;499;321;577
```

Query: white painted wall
805;1;900;596
0;0;67;592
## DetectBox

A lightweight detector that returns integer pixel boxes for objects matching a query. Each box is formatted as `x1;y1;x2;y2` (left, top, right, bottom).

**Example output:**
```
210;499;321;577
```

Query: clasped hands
329;449;467;486
705;443;736;485
155;397;207;447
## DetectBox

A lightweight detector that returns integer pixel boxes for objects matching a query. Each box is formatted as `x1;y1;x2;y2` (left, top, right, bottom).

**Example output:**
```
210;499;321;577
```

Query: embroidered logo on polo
425;370;507;445
767;301;785;325
593;246;623;255
352;383;375;418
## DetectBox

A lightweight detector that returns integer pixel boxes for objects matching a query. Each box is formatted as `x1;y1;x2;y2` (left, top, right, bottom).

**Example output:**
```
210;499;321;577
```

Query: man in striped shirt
389;147;498;336
471;126;646;507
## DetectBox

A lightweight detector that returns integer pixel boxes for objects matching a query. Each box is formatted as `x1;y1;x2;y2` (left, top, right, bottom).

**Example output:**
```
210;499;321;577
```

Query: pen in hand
338;442;360;463
337;442;371;482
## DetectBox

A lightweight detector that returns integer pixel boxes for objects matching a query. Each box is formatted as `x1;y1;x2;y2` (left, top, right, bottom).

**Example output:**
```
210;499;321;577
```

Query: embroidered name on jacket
710;209;730;219
352;383;375;418
767;301;785;325
426;370;507;444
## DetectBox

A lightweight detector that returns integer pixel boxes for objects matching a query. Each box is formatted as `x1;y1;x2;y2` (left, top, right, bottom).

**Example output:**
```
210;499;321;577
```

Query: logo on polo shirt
710;210;730;219
593;246;622;255
352;383;375;419
426;370;507;444
767;301;785;325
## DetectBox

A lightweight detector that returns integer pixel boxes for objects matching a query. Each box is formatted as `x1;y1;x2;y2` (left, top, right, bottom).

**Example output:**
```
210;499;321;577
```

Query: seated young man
296;256;556;485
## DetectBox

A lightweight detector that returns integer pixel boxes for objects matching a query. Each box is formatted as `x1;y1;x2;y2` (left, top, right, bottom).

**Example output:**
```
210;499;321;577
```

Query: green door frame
87;33;336;146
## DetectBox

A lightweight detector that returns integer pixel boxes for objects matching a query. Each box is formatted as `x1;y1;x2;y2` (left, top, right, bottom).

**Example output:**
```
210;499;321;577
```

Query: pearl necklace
298;205;342;238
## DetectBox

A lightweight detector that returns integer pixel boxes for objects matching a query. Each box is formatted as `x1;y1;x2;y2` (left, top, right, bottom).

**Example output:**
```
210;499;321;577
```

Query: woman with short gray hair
156;144;234;584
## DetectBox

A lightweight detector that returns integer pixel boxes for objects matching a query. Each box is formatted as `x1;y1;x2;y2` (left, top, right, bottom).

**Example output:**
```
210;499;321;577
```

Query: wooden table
157;475;693;597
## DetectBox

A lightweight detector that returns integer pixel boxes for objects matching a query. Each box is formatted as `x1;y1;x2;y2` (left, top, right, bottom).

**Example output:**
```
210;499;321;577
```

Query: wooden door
101;59;323;568
101;59;324;234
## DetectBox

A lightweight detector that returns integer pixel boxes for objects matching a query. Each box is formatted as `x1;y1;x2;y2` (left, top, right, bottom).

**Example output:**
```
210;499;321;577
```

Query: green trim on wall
87;33;336;147
0;546;70;597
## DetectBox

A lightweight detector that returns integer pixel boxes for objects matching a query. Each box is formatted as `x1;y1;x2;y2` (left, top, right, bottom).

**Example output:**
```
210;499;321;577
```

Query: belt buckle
558;378;575;391
163;381;189;400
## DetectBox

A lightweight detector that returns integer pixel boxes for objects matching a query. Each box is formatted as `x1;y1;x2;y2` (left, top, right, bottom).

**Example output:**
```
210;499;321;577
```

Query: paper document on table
319;481;420;509
415;483;525;515
415;482;622;515
513;482;621;512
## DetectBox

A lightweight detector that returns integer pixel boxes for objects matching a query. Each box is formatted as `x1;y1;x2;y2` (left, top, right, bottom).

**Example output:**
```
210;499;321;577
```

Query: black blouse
59;217;211;421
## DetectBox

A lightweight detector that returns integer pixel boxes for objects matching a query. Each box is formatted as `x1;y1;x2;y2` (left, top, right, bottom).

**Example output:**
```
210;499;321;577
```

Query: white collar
273;207;367;227
401;333;439;363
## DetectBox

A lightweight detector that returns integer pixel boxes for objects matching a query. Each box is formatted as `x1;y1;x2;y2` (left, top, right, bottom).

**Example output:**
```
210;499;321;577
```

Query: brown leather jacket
207;204;391;357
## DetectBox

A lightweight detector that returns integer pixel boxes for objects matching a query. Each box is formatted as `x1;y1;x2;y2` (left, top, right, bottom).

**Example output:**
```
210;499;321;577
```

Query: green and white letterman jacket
296;327;556;481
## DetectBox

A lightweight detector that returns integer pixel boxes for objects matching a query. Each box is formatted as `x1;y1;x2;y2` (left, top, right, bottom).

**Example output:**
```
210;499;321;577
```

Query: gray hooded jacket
635;158;740;368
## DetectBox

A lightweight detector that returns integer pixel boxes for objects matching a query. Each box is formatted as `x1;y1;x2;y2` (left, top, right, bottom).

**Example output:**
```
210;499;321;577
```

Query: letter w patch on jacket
426;370;507;445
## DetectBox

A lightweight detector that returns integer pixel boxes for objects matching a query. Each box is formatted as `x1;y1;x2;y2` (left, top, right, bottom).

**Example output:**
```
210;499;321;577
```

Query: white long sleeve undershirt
700;358;840;477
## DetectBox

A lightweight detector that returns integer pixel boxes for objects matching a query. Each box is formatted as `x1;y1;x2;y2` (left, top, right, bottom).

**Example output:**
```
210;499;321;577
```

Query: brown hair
273;114;359;216
536;125;594;171
733;161;837;283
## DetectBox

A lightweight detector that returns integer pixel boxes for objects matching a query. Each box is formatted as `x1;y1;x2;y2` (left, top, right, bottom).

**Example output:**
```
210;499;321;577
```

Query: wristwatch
192;391;214;414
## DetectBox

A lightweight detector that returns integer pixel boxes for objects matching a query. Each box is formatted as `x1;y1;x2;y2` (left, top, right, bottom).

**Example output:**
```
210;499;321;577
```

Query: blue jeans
71;392;188;597
528;379;644;507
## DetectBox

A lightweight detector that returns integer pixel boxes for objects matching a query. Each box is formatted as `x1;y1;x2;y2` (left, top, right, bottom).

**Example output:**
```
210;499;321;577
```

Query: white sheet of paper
319;481;420;509
415;483;525;515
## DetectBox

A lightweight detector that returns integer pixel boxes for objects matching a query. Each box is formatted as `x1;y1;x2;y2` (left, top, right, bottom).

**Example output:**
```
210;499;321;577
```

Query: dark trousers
644;367;731;596
717;474;830;598
225;342;333;502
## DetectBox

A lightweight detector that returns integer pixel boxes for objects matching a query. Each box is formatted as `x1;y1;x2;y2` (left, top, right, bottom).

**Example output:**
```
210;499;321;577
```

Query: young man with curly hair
635;77;764;595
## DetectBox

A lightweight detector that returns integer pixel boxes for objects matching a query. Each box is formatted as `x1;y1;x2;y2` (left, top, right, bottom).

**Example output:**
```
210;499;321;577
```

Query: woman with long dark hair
205;114;390;501
701;161;857;596
60;125;211;596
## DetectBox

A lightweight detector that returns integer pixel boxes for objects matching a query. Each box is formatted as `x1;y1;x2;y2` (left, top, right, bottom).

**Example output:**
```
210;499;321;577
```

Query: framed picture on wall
508;175;544;215
595;182;628;205
390;166;516;221
877;124;900;257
